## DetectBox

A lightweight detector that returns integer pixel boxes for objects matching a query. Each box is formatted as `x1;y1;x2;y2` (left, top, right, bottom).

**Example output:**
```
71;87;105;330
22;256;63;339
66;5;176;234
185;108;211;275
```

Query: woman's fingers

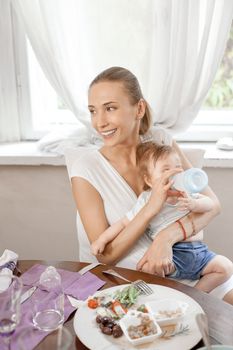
136;255;147;271
137;257;172;277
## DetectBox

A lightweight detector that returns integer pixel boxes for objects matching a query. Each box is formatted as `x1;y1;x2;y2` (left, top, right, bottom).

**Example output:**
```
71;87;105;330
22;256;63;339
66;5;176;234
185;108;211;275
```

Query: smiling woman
69;66;233;305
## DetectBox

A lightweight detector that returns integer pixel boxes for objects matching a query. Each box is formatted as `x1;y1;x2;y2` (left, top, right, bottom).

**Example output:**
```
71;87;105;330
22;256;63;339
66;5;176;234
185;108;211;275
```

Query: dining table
17;260;233;350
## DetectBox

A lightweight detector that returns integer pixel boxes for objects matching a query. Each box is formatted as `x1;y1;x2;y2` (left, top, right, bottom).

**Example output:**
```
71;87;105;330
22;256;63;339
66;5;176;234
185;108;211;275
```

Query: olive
112;325;123;338
96;315;102;324
107;321;115;329
101;316;111;326
102;326;113;335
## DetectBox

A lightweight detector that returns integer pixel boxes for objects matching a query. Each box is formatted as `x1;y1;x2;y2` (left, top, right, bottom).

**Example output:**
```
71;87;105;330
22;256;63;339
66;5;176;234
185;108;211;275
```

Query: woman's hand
136;234;175;276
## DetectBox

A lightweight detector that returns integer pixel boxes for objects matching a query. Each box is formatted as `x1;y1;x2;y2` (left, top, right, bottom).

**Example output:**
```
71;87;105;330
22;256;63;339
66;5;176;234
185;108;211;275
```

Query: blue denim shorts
170;241;216;280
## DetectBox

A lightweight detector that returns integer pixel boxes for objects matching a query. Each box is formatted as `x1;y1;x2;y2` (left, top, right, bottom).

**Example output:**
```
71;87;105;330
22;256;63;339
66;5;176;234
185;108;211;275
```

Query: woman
70;66;233;303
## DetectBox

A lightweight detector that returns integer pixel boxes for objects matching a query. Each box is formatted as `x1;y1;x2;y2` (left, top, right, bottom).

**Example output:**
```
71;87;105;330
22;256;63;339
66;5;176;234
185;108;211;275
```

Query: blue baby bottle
172;168;208;193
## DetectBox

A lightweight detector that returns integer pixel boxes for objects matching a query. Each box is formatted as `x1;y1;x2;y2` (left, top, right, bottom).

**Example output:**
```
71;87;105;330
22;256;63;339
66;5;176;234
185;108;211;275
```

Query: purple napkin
21;264;105;299
1;264;106;350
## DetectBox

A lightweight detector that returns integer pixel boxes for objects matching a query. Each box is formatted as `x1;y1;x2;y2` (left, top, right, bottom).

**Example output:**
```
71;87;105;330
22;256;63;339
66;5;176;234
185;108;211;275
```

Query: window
13;10;80;141
26;39;79;138
177;21;233;141
13;9;233;141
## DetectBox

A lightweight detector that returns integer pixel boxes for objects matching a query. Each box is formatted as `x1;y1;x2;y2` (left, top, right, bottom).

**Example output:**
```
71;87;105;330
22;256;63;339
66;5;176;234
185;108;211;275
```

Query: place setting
1;250;233;350
73;279;205;350
0;250;106;350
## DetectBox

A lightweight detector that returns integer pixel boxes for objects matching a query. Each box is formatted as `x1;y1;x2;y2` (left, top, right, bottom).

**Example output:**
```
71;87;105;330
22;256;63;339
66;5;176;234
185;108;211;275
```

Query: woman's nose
96;111;108;128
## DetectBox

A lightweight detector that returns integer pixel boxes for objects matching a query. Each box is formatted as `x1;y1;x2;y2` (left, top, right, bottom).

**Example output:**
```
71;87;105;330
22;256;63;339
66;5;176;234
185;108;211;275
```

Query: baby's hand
177;192;197;211
91;240;106;256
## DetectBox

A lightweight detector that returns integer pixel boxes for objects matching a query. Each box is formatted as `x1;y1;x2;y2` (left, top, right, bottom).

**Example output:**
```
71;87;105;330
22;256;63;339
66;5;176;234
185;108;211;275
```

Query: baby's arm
177;192;214;213
91;216;129;256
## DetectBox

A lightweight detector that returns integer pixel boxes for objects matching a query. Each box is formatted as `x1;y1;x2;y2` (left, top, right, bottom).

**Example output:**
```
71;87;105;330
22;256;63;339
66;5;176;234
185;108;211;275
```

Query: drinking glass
32;291;64;331
0;274;23;350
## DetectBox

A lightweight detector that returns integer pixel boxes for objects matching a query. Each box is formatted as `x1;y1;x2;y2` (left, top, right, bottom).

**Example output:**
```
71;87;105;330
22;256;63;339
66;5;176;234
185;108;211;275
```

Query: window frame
12;8;233;142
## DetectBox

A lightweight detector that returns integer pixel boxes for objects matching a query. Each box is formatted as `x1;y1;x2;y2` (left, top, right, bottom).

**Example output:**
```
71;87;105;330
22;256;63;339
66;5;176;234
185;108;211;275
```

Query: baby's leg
195;255;233;293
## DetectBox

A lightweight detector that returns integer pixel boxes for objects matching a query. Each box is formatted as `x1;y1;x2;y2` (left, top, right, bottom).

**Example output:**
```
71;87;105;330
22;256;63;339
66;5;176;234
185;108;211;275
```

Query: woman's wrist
153;226;178;247
154;215;194;247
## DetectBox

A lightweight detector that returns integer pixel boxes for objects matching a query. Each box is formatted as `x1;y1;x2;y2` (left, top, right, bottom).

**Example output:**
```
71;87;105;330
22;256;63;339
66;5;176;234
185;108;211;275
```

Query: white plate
73;284;203;350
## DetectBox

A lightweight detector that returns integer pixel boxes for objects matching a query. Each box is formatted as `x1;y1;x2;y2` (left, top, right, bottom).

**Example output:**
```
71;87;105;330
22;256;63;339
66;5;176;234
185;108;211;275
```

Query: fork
102;269;154;295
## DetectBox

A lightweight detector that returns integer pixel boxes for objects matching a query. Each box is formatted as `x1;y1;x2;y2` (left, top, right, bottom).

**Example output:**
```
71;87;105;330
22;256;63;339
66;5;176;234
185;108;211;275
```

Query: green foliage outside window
204;22;233;109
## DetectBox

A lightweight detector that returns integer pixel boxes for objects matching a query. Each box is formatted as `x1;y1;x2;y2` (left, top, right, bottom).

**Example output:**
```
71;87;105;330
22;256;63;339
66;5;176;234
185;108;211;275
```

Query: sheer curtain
13;0;92;129
11;0;233;145
146;0;233;133
0;0;20;142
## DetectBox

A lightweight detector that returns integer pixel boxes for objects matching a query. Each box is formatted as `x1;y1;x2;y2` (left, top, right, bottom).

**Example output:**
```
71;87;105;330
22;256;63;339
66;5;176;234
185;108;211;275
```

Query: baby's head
136;141;183;190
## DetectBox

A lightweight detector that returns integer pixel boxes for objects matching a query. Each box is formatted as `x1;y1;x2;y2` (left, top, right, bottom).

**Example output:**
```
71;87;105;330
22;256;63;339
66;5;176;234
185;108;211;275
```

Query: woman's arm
72;177;154;264
71;167;178;265
136;141;221;275
91;217;129;256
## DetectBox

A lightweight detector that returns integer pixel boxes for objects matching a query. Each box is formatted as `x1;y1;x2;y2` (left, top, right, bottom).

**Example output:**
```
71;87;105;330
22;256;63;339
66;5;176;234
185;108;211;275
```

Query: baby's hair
89;66;152;135
136;141;175;190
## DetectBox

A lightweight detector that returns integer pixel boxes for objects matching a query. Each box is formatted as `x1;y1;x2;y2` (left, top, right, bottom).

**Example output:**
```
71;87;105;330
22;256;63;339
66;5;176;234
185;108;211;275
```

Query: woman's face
88;81;142;147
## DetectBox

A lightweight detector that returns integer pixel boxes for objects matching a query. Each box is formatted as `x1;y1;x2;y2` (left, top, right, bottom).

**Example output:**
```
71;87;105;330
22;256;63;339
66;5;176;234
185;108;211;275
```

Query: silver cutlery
102;269;154;295
78;262;104;275
20;286;37;304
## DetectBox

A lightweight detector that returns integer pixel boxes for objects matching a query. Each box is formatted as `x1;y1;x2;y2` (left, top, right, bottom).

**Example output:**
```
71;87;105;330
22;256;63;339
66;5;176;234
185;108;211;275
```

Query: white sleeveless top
69;128;233;298
69;127;172;268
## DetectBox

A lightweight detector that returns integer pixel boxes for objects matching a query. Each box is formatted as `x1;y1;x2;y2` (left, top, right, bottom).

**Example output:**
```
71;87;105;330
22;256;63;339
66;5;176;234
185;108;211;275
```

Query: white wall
202;167;233;260
0;165;78;261
0;165;232;262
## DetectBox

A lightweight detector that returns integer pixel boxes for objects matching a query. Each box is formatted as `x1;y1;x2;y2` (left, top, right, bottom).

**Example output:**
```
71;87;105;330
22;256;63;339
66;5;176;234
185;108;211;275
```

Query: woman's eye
106;106;115;112
89;109;96;115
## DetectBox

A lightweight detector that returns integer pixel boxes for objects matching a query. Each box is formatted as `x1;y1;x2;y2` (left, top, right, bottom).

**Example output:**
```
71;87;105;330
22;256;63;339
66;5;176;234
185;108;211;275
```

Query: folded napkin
6;264;106;350
0;249;18;292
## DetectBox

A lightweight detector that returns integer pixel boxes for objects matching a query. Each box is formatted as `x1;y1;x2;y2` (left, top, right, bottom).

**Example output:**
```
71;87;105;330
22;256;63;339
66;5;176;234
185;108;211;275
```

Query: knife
78;262;104;275
20;286;37;304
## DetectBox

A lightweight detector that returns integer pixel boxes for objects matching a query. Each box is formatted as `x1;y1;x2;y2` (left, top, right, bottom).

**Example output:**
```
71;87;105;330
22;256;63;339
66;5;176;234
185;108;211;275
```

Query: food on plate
127;313;158;339
119;310;162;345
113;285;140;307
88;285;140;319
87;298;99;309
156;306;183;319
95;315;123;338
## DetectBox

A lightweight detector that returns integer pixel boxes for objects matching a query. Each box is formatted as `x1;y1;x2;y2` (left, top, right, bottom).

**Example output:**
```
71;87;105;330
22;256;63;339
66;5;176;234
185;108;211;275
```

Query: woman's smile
100;128;117;138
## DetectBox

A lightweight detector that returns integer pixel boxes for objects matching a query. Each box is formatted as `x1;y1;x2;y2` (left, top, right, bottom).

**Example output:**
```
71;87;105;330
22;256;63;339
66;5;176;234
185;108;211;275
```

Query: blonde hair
136;141;175;190
89;66;152;135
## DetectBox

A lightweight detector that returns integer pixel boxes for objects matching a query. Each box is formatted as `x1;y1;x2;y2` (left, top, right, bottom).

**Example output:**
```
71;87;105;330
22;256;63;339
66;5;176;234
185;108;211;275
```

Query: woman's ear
136;99;146;119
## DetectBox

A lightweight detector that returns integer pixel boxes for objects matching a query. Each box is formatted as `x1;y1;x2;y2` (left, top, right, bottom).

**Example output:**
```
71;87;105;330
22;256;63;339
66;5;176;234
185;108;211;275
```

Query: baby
91;141;233;292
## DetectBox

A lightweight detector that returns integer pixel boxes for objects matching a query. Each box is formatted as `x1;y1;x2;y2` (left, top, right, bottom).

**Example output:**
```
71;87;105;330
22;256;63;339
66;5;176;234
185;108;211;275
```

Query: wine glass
0;274;23;350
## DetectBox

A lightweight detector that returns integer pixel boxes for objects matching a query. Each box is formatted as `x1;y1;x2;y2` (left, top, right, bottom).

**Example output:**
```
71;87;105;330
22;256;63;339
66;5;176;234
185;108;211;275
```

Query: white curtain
147;0;233;133
11;0;233;145
0;0;20;142
12;0;92;129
